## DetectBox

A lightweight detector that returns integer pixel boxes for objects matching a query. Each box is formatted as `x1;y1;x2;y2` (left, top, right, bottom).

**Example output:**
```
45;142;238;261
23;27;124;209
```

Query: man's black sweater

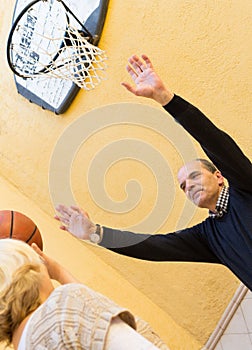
100;95;252;290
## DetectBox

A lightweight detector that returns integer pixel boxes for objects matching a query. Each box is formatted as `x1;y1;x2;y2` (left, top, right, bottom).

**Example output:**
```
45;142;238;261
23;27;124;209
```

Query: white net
35;25;108;90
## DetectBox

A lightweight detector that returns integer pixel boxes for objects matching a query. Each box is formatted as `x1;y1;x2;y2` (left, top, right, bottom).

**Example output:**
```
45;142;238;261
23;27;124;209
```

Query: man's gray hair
196;159;218;173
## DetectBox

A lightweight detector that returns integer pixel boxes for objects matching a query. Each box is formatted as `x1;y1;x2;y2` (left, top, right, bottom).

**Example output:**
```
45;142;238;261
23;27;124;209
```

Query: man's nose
185;180;195;194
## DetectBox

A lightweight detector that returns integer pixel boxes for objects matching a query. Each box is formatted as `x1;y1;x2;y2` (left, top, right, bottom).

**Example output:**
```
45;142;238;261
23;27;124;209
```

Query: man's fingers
129;54;151;71
70;205;86;215
56;204;75;217
54;215;61;221
126;64;138;80
141;54;153;68
121;82;137;95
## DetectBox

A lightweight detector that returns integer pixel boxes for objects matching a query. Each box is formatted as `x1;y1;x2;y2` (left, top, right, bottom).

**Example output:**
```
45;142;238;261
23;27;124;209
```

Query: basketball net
37;26;108;90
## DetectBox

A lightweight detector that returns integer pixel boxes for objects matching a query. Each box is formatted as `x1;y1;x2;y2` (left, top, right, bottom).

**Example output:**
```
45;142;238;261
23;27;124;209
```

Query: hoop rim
6;0;41;78
6;0;94;79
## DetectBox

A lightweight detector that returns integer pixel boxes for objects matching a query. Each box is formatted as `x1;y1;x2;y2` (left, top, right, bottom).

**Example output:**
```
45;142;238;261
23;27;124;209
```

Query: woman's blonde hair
0;239;43;346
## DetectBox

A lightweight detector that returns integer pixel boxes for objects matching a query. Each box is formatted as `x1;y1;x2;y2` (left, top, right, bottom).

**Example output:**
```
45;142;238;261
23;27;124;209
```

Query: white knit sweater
18;283;169;350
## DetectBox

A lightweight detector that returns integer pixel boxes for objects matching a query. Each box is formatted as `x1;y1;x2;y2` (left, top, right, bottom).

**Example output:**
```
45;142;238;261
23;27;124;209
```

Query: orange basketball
0;210;43;250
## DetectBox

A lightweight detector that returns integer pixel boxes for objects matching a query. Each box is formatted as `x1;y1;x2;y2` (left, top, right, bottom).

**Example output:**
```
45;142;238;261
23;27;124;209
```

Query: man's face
177;161;224;210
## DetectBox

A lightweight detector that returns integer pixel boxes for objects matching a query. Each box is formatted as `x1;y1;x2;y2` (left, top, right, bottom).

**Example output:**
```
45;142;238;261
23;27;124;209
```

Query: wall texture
0;0;251;349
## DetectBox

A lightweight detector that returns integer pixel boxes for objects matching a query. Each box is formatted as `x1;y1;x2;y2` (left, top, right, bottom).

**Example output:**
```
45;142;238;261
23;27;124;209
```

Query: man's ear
215;171;225;186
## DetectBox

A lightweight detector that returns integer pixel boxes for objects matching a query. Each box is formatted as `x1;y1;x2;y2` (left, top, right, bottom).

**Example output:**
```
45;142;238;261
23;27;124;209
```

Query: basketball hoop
7;0;108;90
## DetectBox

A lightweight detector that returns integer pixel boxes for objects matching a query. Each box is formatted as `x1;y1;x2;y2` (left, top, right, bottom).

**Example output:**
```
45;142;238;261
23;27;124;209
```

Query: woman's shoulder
23;283;136;349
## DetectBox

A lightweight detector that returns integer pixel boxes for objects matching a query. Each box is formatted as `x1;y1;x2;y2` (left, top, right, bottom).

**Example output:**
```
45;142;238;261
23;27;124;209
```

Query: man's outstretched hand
121;54;174;106
55;204;96;241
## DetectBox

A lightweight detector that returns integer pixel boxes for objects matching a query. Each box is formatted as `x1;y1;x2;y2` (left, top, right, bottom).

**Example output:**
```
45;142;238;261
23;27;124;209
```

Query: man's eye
191;173;200;179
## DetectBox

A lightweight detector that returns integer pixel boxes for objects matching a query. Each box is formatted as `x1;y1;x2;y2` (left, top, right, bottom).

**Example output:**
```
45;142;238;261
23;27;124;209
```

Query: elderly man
56;54;252;290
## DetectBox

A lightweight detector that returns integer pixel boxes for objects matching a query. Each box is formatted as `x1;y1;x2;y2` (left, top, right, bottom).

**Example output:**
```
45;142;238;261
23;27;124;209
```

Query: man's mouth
192;189;203;201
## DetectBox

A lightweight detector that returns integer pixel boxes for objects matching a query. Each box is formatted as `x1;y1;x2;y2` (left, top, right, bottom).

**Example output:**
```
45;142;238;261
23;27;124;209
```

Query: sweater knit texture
21;283;168;349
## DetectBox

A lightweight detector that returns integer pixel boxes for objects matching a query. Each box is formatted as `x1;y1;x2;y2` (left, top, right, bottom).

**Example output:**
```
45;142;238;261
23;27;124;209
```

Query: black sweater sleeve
100;95;251;261
164;95;252;192
100;225;220;263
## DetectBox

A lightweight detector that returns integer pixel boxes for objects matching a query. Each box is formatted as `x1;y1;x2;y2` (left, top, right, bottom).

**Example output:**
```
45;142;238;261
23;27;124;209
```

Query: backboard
10;0;109;114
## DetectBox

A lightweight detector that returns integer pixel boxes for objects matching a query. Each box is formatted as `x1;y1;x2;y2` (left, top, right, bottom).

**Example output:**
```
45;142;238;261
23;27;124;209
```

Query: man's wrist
159;91;174;106
89;224;103;244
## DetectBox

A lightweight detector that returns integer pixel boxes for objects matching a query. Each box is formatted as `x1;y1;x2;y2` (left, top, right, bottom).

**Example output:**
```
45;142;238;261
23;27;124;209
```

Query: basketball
0;210;43;250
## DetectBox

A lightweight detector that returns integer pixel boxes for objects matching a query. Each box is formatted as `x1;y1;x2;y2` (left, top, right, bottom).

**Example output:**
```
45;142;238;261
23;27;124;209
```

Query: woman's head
0;239;44;346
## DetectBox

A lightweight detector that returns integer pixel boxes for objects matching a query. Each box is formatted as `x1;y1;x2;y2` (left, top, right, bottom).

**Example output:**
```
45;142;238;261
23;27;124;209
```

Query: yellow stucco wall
0;0;251;349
